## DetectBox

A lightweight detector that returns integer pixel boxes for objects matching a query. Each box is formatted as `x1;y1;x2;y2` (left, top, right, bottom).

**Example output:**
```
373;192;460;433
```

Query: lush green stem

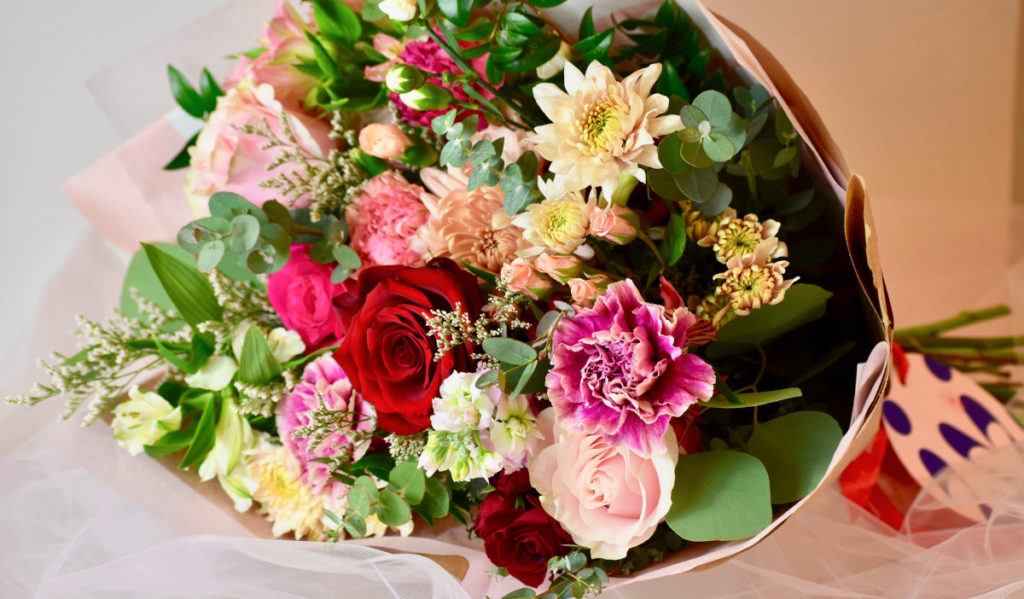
893;305;1011;338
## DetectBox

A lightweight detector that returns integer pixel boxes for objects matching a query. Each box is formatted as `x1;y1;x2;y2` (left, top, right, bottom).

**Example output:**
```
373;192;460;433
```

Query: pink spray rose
185;76;333;216
588;205;638;245
358;123;412;159
267;244;348;348
501;258;552;299
528;408;678;560
547;279;716;456
534;254;582;284
568;277;600;306
224;2;320;110
345;171;428;267
277;355;375;500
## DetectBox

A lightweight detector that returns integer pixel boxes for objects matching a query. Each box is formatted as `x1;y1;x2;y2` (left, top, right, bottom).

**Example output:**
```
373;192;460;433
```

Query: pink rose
568;276;609;307
267;244;348;348
224;3;320;110
588;205;638;245
534;254;582;284
185;77;333;216
501;258;551;299
345;172;428;267
528;408;678;560
358;123;412;159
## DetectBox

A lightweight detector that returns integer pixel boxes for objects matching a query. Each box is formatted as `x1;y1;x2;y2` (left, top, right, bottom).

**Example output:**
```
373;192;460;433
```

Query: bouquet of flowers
7;0;893;595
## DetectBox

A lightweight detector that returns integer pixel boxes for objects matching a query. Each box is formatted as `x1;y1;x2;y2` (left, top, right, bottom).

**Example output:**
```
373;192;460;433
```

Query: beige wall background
703;0;1023;336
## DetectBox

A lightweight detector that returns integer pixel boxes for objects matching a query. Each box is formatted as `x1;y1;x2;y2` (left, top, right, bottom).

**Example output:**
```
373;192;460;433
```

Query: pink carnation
276;355;375;500
546;279;716;456
345;172;428;267
392;39;490;129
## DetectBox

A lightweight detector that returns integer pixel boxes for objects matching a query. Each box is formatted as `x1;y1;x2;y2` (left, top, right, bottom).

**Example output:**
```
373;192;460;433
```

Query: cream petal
533;83;572;121
563;61;587;95
624;63;662;98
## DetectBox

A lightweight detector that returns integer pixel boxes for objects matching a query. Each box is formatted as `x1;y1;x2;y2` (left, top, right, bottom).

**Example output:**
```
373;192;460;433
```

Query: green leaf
573;29;614;63
121;243;195;321
746;411;842;504
674;164;718;202
483;337;537;365
237;326;283;385
501;590;536;599
144;418;197;459
773;145;799;168
163;132;199;170
456;20;495;42
419;477;450;519
361;0;384;21
179;395;218;469
306;32;338;77
506;33;562;72
506;360;538;397
693;90;732;129
702;132;735;162
209;192;268;224
708;284;832;357
663;212;687;266
198;68;223;109
332;244;362;270
657;134;686;173
578;6;595;39
704;387;802;409
230;214;261;254
657;61;689;101
666;450;772;541
312;0;361;45
141;243;222;328
167;65;205;118
376;490;412;526
529;0;568;7
438;0;474;27
389;461;426;504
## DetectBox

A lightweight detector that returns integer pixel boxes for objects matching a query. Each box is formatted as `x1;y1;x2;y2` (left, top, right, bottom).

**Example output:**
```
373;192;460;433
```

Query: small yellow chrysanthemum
684;202;736;248
712;214;786;264
248;443;325;540
528;61;683;197
713;239;798;320
513;189;592;257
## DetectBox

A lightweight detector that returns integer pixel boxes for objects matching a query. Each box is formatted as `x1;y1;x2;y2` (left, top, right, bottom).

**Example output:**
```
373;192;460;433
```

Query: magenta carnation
392;39;489;129
546;279;716;456
276;355;375;500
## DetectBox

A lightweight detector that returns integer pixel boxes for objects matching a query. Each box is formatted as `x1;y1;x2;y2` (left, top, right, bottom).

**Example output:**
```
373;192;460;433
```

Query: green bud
399;83;454;111
385;64;426;94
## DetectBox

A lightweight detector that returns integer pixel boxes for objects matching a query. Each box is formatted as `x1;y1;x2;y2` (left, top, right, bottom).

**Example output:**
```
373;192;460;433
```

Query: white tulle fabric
2;0;1024;597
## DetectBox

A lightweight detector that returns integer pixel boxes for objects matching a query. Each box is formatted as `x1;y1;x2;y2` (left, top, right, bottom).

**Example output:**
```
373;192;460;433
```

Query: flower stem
636;231;666;270
893;305;1011;339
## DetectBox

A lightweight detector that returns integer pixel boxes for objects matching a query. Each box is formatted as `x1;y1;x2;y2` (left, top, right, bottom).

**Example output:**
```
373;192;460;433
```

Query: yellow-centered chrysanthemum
528;61;683;198
712;214;786;264
713;238;798;320
512;188;592;257
248;443;325;540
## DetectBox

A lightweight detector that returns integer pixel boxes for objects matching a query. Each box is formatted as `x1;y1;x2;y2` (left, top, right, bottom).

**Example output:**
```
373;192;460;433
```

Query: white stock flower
488;395;543;471
429;371;500;433
111;387;182;456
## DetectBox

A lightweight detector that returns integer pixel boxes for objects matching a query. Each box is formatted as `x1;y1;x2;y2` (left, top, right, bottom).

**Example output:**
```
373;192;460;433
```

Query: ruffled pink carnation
276;355;376;501
345;172;428;267
392;39;489;129
546;279;716;456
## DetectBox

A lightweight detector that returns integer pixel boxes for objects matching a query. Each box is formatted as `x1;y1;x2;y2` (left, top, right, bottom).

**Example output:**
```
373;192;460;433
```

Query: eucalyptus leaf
419;477;450;519
376;490;412;526
483;337;537;365
389;461;426;505
702;133;735;162
666;450;772;541
230;214;261;254
692;90;732;129
197;240;226;272
746;411;842;503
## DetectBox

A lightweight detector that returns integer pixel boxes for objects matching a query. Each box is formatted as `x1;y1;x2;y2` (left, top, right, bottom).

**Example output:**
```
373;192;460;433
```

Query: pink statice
546;279;716;456
276;355;375;501
392;38;490;129
345;171;428;267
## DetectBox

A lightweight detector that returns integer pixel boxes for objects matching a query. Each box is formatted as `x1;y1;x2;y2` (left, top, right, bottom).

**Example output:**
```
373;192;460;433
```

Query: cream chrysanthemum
512;187;592;257
713;238;798;320
527;61;683;197
411;167;529;272
684;201;736;248
247;442;325;540
712;214;786;264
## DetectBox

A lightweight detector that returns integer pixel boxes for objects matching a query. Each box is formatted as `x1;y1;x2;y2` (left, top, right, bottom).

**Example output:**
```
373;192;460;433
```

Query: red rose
267;244;347;348
474;471;572;588
333;259;482;434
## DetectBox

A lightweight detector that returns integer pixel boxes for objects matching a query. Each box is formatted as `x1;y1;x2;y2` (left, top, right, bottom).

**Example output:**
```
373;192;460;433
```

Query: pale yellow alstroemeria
111;386;182;456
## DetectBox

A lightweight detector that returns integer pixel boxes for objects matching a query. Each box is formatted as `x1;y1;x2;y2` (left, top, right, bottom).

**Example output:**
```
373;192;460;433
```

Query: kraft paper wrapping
54;1;895;596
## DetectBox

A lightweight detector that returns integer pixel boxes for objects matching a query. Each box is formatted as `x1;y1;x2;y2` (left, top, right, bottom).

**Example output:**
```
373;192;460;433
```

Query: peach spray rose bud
534;253;583;284
568;275;610;307
589;204;638;245
358;123;413;160
501;258;553;299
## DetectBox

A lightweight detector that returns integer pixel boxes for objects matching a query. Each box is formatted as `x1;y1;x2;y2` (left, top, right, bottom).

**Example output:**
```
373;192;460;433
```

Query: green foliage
237;326;283;386
164;65;222;170
666;450;773;541
482;337;537;365
707;284;833;357
703;386;803;409
337;461;452;538
141;243;222;329
746;411;842;503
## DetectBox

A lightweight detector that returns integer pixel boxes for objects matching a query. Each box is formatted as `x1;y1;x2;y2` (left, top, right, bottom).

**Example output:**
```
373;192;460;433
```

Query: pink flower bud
534;253;583;284
568;278;599;307
501;258;552;299
358;123;412;159
588;205;638;245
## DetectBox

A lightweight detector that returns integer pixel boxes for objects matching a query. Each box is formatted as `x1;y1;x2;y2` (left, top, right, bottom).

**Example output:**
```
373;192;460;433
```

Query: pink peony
267;244;348;348
224;2;320;110
185;76;333;216
528;408;678;559
546;279;716;456
277;355;375;501
391;39;489;129
345;172;428;267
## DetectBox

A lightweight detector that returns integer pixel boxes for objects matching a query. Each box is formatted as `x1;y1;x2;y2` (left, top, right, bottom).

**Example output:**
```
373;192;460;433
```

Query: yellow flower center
578;99;624;154
538;199;588;248
715;218;764;262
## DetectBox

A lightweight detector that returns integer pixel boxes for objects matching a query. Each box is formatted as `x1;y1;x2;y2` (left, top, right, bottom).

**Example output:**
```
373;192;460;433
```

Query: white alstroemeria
231;322;305;364
111;386;182;456
429;371;500;433
185;355;238;390
378;0;417;21
488;395;544;471
198;396;259;512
